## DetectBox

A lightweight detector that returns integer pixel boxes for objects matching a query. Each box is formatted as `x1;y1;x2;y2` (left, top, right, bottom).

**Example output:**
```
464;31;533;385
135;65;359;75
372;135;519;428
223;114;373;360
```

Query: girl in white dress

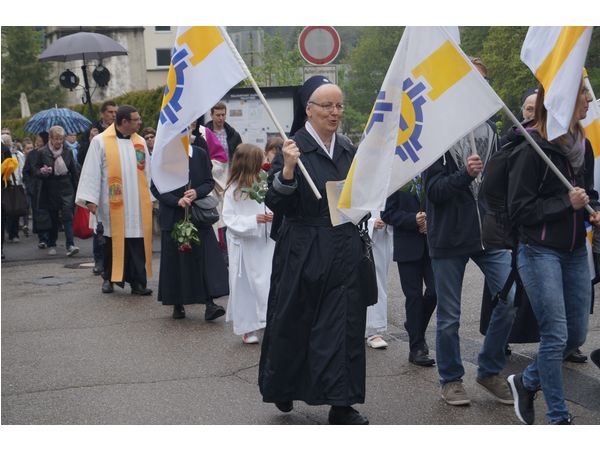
223;144;275;344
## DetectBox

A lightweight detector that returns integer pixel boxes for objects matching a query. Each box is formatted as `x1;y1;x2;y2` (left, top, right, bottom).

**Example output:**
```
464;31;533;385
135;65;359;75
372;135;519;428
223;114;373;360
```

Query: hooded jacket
424;121;497;258
507;130;598;251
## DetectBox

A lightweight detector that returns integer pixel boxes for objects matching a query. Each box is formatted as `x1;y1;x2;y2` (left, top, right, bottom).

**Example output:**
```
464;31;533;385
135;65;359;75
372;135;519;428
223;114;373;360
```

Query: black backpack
480;134;526;250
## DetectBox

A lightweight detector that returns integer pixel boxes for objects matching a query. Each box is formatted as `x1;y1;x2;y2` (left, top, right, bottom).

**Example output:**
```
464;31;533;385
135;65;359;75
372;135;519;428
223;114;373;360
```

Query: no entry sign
298;26;341;66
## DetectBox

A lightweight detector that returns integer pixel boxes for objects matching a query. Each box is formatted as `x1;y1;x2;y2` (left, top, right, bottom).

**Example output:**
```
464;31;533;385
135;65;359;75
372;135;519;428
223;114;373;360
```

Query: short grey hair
0;134;12;147
48;125;65;138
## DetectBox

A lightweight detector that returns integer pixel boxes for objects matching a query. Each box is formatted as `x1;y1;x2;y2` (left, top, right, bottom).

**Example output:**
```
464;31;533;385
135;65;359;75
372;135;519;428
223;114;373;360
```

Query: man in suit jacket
382;182;436;366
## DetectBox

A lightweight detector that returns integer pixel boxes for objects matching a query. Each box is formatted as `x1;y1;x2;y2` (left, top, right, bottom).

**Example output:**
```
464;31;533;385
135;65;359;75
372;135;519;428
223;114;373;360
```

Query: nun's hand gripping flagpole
218;27;322;200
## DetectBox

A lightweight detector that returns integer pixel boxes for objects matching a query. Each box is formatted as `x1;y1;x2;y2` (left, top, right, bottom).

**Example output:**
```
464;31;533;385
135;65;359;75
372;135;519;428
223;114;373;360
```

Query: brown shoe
476;375;513;404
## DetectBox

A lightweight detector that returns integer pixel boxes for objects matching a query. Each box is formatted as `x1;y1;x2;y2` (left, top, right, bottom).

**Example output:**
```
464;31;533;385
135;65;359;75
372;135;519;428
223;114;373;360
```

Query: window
154;26;171;32
156;49;171;67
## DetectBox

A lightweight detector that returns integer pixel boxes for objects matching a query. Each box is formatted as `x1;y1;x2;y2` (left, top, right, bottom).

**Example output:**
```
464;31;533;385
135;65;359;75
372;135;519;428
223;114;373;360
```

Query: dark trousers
6;216;20;239
93;233;104;265
47;209;74;248
397;254;437;353
103;236;147;287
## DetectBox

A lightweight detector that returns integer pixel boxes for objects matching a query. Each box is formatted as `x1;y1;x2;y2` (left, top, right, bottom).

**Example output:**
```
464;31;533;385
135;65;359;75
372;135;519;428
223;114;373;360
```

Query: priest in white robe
76;105;153;295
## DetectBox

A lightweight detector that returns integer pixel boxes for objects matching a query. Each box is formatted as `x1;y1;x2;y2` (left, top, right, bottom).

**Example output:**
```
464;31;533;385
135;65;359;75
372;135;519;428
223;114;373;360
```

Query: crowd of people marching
2;60;600;425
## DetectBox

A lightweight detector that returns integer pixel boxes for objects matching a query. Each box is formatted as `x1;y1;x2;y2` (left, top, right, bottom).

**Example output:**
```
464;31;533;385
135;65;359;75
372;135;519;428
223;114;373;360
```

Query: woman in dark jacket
258;76;374;425
150;137;229;321
35;126;80;256
506;82;599;425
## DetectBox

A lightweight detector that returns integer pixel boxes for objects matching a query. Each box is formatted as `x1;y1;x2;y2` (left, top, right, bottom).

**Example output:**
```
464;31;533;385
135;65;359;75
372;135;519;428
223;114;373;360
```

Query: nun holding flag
258;76;374;425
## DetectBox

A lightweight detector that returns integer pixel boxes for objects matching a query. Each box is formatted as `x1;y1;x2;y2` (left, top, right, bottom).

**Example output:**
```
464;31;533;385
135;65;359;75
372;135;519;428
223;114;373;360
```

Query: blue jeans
431;249;516;384
517;243;591;424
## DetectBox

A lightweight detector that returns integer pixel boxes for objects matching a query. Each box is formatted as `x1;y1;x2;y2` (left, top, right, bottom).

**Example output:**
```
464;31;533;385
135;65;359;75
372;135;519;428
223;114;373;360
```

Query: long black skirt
259;222;368;406
157;227;229;305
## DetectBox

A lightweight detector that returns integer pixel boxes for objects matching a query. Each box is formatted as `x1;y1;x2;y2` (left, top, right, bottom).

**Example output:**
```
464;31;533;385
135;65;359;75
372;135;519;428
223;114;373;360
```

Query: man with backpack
423;57;517;407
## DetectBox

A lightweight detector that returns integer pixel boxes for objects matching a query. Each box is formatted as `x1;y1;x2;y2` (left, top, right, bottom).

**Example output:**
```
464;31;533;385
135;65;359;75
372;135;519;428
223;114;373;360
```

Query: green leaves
1;27;65;120
171;217;201;252
240;170;268;204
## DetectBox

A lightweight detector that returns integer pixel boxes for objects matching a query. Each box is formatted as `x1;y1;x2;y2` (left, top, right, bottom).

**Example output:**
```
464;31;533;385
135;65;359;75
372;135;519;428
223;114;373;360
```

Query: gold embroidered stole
103;124;153;282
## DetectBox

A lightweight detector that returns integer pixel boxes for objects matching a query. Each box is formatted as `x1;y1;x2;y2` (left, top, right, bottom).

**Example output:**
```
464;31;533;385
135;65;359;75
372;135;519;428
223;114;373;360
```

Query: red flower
261;162;272;171
178;243;193;253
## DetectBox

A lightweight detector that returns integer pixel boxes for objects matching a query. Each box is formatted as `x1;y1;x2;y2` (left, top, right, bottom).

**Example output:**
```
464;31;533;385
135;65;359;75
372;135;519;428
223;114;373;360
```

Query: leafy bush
1;86;165;142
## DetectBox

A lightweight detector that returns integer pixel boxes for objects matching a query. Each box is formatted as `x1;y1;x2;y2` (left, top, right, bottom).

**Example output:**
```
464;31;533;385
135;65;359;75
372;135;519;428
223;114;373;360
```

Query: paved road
2;231;599;426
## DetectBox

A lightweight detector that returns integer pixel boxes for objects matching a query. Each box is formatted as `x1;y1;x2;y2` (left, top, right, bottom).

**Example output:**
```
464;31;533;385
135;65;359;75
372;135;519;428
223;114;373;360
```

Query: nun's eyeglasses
308;101;345;112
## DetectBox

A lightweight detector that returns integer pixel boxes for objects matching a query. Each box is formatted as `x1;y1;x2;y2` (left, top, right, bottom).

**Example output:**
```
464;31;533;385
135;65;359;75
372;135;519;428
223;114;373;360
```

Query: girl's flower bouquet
240;162;272;242
240;162;271;203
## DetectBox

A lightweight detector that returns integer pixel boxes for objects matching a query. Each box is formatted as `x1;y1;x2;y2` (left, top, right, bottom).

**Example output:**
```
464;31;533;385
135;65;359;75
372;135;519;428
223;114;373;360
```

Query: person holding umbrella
35;125;80;257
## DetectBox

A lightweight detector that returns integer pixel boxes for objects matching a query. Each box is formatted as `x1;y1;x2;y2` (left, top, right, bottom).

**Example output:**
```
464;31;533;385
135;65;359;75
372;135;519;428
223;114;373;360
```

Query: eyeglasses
308;101;345;112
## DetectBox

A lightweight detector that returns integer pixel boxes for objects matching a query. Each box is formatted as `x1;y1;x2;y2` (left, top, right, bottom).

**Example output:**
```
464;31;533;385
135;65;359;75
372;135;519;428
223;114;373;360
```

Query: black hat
290;75;333;136
521;86;538;106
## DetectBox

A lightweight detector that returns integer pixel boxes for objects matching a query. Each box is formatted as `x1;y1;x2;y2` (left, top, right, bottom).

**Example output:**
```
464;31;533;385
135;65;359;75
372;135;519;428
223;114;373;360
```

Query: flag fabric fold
151;26;246;193
338;26;503;222
521;26;593;141
581;70;600;191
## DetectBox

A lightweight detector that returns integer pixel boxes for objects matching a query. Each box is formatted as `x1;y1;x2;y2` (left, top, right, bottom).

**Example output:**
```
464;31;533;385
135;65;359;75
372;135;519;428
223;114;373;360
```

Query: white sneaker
48;248;57;256
242;332;259;344
66;245;79;257
366;335;388;349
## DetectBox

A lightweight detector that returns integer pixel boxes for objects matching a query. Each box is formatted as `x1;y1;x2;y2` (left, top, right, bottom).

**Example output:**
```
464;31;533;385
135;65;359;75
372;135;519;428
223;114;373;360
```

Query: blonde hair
226;143;265;198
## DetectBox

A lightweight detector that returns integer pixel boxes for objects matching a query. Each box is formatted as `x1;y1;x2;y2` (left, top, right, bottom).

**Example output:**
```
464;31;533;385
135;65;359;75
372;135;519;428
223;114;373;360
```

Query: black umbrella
39;31;127;62
39;32;128;117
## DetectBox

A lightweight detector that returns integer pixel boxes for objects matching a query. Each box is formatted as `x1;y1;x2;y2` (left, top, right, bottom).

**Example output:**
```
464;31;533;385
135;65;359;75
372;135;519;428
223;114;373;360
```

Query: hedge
1;86;165;142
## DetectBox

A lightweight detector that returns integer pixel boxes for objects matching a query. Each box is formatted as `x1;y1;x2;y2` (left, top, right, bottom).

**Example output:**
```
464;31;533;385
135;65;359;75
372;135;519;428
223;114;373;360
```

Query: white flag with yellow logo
152;26;246;193
521;27;593;141
581;70;600;191
338;26;503;222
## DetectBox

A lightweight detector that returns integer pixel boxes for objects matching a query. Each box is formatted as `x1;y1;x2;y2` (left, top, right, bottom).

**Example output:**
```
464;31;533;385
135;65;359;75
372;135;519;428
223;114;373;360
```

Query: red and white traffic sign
298;26;341;66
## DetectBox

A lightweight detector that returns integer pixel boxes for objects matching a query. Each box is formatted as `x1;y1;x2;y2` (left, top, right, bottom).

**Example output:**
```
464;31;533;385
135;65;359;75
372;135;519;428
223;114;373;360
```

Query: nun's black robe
258;127;370;406
151;145;229;305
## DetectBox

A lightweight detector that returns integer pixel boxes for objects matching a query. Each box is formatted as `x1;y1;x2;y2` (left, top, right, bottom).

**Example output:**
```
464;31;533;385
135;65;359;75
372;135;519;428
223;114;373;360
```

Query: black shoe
555;414;574;425
590;349;600;369
409;349;435;367
92;263;103;276
172;305;186;319
102;280;114;293
131;283;152;296
205;301;225;321
328;406;369;425
564;348;587;363
275;401;293;413
507;373;536;425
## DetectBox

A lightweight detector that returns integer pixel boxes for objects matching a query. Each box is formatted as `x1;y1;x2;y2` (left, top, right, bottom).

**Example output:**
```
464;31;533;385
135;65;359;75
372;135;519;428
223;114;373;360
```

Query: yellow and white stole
103;124;153;282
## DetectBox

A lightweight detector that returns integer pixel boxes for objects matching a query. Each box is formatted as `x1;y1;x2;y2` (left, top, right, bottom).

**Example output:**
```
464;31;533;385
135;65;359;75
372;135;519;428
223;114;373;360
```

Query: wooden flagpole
218;27;322;200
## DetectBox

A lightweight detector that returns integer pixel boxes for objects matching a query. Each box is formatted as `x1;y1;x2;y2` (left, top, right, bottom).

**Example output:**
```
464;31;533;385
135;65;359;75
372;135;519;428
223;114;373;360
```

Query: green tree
586;27;600;94
480;26;537;132
1;26;65;119
459;26;490;57
340;27;404;136
246;33;303;87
